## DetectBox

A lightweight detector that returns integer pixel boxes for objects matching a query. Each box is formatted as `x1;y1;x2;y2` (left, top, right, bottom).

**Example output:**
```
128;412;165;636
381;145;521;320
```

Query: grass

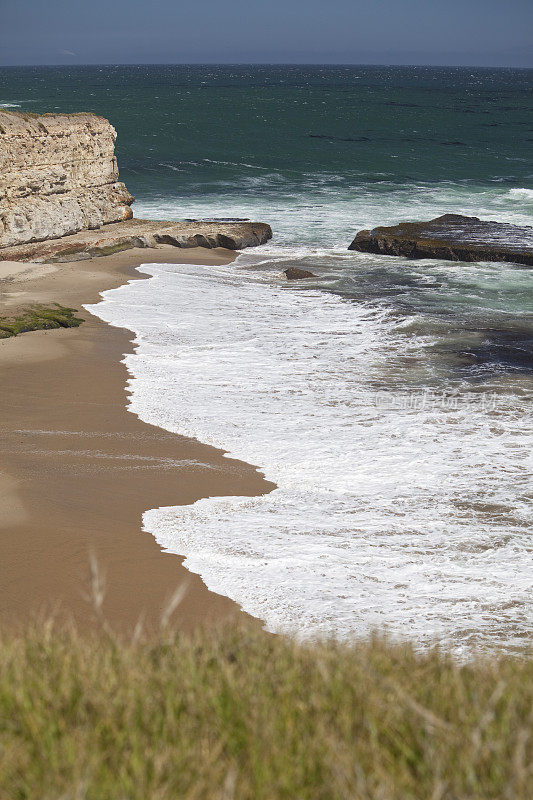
0;303;83;339
0;620;531;800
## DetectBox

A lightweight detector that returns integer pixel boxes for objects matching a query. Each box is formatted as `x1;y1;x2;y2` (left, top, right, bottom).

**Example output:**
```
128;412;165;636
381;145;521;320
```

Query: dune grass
0;303;83;339
0;619;531;800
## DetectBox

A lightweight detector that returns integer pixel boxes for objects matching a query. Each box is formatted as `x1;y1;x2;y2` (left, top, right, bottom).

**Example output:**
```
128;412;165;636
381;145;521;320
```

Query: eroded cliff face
0;111;133;249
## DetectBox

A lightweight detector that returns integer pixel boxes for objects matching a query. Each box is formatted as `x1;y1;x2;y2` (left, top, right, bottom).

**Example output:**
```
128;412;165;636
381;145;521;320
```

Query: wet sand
0;248;275;634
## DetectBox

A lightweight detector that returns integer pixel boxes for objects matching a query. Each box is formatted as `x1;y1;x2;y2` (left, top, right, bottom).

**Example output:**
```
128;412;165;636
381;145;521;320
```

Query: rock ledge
0;219;273;263
348;214;533;267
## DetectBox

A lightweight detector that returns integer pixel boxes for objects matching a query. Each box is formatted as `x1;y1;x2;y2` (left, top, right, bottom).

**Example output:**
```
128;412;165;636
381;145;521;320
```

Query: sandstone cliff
0;110;272;260
0;111;134;249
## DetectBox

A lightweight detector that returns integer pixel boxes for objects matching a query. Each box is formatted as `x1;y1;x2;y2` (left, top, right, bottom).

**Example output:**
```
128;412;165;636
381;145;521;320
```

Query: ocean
3;65;532;651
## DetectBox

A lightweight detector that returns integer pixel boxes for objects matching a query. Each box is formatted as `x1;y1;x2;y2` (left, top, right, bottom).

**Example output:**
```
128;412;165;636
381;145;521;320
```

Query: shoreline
0;247;275;634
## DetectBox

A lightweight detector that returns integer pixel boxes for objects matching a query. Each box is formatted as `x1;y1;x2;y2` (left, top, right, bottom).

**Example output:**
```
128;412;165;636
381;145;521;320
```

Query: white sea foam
135;181;533;247
87;259;533;653
507;188;533;203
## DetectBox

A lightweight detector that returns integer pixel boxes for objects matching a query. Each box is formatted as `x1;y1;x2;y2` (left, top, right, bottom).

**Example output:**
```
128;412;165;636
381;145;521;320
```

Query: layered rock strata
349;214;533;267
0;111;133;248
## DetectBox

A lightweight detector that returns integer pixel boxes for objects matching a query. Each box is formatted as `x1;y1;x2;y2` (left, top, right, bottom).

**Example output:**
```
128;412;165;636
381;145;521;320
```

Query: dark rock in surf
283;267;316;280
348;214;533;267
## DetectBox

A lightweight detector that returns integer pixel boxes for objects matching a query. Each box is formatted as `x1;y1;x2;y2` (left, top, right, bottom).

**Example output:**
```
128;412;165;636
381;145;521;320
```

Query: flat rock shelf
0;219;273;262
348;214;533;266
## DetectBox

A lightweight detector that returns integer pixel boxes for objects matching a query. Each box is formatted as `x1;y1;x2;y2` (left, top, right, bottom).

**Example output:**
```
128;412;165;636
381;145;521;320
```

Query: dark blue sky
1;0;532;67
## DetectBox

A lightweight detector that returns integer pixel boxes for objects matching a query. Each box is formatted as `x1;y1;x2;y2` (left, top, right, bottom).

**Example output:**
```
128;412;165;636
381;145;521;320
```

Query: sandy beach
0;247;275;634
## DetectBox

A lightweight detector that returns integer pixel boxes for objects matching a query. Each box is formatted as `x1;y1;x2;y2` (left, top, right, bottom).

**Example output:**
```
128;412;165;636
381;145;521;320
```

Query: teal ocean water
4;66;532;650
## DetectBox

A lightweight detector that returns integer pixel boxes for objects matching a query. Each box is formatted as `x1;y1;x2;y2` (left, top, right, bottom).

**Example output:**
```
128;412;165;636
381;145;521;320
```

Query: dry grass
0;615;531;800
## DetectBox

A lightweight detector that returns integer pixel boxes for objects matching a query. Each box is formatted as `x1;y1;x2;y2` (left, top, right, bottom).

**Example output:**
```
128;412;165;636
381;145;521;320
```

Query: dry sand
0;248;275;634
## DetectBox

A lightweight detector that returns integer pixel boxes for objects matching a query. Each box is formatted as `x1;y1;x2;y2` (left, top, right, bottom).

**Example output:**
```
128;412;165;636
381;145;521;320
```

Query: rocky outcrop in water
0;110;272;260
0;111;133;248
283;267;316;280
348;214;533;267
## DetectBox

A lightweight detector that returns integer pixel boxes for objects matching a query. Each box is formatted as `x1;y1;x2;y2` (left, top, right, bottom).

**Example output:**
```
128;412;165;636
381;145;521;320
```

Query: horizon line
1;62;532;70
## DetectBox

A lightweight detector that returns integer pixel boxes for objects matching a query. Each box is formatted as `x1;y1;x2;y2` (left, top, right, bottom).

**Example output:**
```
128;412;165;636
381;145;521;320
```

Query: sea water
4;65;531;651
